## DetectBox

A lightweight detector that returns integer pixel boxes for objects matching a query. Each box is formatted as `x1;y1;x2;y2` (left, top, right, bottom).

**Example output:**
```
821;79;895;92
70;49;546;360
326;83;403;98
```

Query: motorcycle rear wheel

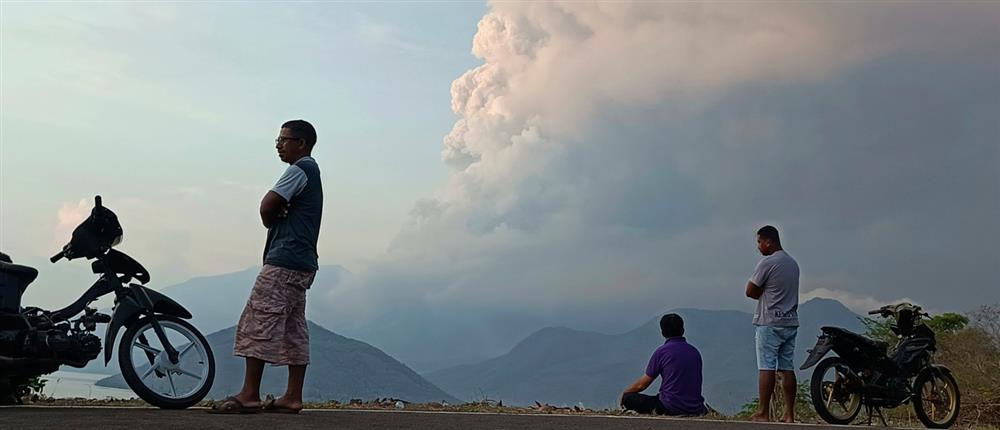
913;367;960;429
810;357;863;425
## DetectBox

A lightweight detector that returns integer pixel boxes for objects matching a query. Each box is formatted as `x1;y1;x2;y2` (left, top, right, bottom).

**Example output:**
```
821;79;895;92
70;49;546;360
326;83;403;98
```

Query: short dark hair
660;313;684;338
757;225;781;245
282;119;317;147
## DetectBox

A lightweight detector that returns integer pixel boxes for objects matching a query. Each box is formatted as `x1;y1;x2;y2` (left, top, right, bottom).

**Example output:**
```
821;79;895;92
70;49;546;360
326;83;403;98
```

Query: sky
2;2;999;365
1;2;486;307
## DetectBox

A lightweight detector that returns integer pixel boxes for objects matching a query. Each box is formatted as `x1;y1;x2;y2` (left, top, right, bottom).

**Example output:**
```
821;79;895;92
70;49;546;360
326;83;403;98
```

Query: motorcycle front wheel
913;367;960;429
118;315;215;409
810;357;863;425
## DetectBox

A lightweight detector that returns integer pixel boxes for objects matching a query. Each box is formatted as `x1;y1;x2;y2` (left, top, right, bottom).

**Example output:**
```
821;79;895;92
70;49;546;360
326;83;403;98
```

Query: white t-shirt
750;250;800;327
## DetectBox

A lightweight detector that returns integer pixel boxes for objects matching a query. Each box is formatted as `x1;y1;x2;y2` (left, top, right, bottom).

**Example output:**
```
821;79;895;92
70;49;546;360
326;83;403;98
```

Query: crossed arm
259;191;289;228
745;281;763;300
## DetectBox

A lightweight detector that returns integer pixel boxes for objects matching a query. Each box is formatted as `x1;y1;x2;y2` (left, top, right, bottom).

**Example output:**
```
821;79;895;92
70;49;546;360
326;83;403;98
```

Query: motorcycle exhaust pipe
834;365;866;388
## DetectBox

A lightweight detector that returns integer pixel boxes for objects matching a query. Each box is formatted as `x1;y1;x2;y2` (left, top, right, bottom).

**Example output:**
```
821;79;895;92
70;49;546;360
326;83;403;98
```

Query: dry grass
938;306;1000;429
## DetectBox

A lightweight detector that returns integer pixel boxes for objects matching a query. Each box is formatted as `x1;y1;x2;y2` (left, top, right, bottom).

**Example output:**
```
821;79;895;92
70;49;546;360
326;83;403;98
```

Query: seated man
620;313;708;416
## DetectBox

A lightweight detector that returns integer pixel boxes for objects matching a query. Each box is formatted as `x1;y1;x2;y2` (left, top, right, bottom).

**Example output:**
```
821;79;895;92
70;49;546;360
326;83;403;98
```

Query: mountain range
424;298;863;414
74;266;864;413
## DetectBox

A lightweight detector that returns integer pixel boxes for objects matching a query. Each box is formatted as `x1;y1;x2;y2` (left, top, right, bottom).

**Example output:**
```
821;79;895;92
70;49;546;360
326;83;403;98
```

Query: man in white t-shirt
744;225;799;423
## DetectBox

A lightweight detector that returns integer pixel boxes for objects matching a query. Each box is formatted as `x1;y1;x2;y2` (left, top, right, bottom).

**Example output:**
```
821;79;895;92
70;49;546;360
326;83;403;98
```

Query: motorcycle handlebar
50;251;65;263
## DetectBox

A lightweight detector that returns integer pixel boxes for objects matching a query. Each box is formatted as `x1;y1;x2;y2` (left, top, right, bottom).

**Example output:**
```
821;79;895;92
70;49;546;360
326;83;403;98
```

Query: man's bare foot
781;415;795;423
750;412;770;422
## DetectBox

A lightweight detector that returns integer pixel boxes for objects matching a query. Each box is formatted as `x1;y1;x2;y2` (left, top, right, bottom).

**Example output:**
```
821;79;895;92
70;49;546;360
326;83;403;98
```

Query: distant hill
425;298;863;414
156;265;350;336
73;265;348;375
96;321;459;404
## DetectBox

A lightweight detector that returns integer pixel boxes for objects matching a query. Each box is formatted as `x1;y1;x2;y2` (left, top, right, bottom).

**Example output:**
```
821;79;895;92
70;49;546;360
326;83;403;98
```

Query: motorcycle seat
0;261;38;313
0;261;38;281
822;326;888;353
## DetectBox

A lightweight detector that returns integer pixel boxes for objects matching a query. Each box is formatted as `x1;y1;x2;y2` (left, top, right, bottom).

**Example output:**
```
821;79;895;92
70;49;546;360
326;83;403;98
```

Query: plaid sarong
233;264;315;365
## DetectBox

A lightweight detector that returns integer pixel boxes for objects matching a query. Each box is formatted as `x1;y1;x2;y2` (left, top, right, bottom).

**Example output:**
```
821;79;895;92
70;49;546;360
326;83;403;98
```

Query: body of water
40;371;136;399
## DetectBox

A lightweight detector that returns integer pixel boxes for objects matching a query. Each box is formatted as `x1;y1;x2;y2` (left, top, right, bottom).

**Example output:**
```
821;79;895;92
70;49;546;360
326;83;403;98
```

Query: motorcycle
800;302;960;428
0;196;215;408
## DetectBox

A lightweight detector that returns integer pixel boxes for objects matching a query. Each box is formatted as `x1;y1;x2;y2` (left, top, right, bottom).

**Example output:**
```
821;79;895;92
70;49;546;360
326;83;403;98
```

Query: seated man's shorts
234;264;315;366
755;325;798;371
621;393;707;416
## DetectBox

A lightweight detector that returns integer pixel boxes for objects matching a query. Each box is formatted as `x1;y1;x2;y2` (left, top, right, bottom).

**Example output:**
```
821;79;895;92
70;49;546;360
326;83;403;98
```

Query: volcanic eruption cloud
319;2;1000;363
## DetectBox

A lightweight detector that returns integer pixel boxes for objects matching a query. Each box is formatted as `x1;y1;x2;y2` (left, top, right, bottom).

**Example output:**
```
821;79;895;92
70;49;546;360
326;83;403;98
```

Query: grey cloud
315;2;1000;370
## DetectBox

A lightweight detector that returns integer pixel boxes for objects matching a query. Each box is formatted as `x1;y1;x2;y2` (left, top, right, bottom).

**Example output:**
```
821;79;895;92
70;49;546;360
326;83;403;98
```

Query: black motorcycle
0;196;215;408
800;302;960;428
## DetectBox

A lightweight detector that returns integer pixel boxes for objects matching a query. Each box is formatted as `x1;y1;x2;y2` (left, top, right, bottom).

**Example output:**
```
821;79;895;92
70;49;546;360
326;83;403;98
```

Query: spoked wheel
119;315;215;409
810;357;863;425
913;368;960;429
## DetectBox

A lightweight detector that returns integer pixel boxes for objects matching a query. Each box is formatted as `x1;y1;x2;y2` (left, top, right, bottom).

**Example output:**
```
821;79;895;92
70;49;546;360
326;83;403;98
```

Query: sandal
262;394;303;414
207;396;262;414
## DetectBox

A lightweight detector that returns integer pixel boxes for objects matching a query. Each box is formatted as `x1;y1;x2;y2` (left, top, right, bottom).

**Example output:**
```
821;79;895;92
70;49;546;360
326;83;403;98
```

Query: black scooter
0;196;215;408
800;302;960;428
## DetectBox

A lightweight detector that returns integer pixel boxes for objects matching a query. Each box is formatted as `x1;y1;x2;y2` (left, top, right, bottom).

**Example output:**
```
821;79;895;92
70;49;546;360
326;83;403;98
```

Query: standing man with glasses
211;120;323;414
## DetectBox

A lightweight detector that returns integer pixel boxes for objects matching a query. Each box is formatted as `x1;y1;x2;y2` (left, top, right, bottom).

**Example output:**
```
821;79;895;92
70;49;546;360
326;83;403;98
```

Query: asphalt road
0;407;887;430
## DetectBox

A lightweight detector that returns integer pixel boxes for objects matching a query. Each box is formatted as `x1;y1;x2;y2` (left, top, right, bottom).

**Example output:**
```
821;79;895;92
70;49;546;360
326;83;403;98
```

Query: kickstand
875;407;888;427
864;404;888;427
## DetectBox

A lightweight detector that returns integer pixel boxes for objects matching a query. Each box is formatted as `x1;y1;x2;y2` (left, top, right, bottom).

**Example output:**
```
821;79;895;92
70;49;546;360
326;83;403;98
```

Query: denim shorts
755;325;798;371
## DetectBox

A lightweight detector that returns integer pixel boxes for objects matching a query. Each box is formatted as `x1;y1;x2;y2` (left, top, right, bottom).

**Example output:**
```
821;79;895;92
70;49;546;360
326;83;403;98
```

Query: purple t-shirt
644;337;707;415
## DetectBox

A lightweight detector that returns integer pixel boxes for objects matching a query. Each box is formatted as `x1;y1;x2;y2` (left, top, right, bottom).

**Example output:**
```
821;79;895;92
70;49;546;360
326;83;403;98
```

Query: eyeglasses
275;137;303;144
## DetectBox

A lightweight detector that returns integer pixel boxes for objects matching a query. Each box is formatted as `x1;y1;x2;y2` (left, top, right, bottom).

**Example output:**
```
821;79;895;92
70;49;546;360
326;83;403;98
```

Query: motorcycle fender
102;284;193;365
924;364;953;378
800;335;833;370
